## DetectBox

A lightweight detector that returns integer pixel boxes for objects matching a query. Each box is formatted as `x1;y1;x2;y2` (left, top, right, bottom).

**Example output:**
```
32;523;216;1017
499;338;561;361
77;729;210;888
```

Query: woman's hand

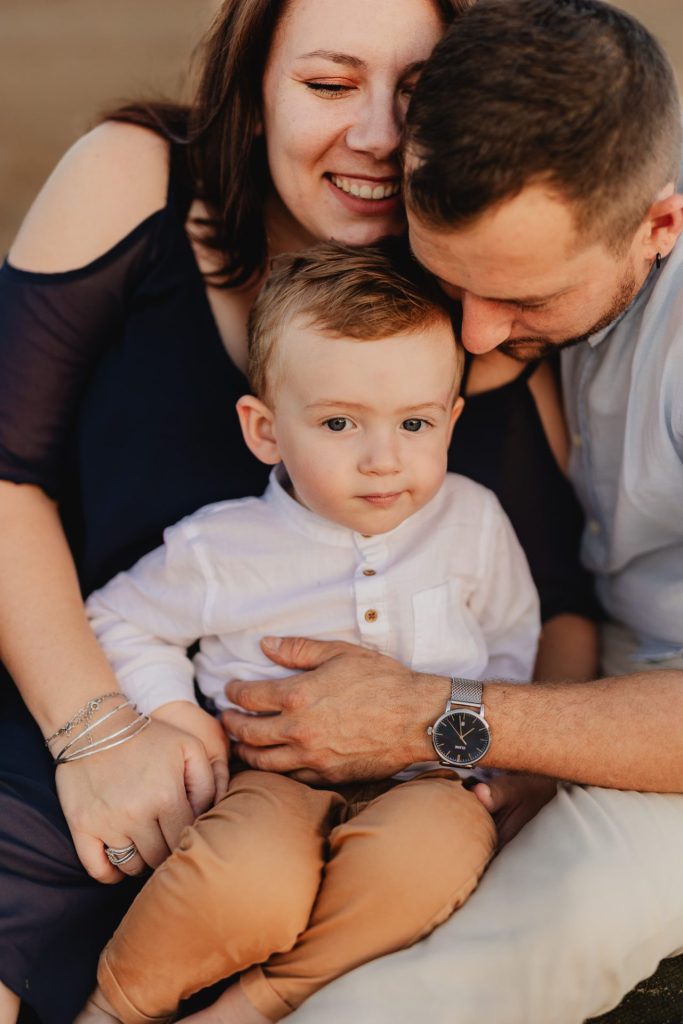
152;700;229;801
55;716;217;883
471;774;558;848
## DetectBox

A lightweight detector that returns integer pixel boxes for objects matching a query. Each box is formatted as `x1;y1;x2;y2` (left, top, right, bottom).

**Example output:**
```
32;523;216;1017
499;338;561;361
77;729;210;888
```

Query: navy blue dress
0;146;595;1023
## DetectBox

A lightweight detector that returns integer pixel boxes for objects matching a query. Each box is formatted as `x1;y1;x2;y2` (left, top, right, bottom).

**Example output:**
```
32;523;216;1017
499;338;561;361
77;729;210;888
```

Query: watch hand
448;719;466;744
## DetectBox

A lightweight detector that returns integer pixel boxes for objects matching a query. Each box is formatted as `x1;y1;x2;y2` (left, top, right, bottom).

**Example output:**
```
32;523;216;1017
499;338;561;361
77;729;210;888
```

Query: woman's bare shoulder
9;122;170;273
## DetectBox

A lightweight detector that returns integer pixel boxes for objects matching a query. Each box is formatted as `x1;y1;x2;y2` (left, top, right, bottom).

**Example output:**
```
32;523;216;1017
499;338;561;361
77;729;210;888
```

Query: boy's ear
236;395;281;465
447;395;465;443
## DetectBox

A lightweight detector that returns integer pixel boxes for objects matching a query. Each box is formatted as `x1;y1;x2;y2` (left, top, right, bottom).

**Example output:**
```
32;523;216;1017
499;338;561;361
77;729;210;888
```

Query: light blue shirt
562;242;683;660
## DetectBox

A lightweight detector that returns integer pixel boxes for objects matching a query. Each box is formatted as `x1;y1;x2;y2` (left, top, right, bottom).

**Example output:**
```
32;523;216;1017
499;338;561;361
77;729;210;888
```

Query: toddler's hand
153;701;230;804
472;773;557;848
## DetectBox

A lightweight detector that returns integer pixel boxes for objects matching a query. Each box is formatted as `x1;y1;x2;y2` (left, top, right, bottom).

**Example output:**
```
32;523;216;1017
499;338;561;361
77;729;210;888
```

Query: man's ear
642;189;683;261
447;395;465;444
236;395;281;465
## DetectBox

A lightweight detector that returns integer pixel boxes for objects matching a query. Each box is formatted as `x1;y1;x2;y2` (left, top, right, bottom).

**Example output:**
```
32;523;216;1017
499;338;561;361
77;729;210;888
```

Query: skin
1;1;447;1019
261;0;444;248
222;185;683;800
407;181;683;358
236;316;463;533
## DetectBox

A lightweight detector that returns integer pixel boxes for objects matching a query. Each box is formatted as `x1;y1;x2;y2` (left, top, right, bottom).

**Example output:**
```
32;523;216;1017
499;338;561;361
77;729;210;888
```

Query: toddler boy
82;241;539;1024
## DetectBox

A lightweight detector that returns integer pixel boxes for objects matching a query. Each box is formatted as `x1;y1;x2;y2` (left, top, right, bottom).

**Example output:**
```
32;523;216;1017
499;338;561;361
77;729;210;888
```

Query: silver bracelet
44;691;124;748
53;700;137;761
54;716;150;765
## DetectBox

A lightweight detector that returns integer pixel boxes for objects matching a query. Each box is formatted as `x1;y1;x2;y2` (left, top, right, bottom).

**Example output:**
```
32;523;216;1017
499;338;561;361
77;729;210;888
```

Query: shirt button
588;519;601;534
364;609;379;623
572;433;583;448
362;568;376;577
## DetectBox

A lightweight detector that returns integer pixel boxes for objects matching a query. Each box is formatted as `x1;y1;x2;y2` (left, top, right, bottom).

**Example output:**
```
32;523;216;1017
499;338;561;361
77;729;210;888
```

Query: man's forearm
476;672;683;792
225;638;683;790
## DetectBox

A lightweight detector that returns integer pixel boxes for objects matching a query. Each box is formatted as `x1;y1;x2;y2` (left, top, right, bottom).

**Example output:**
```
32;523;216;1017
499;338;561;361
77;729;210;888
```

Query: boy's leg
97;771;344;1024
240;773;496;1019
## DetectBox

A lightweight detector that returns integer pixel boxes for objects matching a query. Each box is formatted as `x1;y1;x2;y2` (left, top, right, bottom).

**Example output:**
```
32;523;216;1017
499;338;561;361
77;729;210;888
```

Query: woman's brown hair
106;0;471;287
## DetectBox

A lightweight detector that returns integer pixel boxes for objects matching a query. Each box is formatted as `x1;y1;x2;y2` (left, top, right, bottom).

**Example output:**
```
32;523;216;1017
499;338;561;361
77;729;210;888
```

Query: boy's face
240;316;462;535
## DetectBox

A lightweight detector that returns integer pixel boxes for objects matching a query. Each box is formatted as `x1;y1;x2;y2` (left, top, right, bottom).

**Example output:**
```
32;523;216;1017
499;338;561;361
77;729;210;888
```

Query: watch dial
433;710;490;766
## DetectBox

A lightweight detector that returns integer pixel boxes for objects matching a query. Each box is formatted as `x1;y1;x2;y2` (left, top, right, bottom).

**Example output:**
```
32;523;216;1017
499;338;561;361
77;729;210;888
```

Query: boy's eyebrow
306;400;449;413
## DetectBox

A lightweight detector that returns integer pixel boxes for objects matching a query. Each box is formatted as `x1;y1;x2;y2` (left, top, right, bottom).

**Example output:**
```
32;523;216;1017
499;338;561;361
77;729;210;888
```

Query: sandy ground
0;0;681;254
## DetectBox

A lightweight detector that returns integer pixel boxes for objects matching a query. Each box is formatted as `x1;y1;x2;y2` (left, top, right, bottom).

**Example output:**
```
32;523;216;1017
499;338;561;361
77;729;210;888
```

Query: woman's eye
305;82;353;98
324;417;351;432
402;418;427;432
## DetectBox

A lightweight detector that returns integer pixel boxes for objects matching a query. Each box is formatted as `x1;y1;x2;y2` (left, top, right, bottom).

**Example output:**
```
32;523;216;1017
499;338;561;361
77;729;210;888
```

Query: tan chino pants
98;769;496;1022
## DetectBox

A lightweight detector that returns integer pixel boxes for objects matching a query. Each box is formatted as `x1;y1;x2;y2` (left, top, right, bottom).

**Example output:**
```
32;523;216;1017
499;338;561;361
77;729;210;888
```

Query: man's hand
222;636;447;783
56;716;216;883
152;700;229;802
471;773;558;848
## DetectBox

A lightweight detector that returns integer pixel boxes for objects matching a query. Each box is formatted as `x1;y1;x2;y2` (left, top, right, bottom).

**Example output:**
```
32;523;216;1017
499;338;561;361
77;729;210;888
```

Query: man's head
404;0;683;357
237;240;464;534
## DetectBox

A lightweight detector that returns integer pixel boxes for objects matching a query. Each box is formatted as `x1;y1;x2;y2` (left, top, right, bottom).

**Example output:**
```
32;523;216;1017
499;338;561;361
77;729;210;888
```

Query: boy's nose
358;433;401;475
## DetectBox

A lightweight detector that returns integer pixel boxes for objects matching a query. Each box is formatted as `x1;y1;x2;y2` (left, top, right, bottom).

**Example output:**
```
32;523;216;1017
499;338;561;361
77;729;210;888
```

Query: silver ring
105;843;138;867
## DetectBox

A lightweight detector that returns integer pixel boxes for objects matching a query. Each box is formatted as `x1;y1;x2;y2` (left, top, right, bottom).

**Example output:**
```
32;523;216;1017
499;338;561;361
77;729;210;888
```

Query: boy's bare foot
74;985;122;1024
182;983;272;1024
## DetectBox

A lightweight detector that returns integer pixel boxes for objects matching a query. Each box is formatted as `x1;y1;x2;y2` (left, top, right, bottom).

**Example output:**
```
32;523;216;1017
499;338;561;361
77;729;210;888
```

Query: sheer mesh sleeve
0;211;164;498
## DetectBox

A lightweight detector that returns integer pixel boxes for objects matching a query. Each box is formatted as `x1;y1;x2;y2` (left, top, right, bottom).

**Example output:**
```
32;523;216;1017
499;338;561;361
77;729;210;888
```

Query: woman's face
262;0;444;250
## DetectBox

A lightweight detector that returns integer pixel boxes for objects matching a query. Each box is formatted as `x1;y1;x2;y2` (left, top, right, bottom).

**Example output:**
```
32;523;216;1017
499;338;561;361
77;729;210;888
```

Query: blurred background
0;0;681;254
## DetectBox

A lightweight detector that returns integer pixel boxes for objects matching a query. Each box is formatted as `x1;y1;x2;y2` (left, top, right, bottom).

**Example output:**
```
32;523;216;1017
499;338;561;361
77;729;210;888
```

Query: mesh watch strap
450;677;483;708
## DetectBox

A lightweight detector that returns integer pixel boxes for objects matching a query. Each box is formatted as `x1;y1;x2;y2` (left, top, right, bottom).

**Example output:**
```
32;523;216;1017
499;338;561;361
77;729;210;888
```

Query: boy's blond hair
247;239;462;401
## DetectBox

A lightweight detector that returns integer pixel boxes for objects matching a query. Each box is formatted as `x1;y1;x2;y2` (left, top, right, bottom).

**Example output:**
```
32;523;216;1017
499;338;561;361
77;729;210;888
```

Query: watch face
432;709;490;766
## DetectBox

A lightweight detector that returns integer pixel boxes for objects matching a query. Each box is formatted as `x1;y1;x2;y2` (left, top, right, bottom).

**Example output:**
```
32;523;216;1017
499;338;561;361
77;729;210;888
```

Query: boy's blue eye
402;418;425;432
324;417;349;432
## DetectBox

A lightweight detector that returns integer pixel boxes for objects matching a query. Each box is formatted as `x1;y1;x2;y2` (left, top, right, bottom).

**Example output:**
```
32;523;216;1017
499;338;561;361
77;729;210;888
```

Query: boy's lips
360;492;403;507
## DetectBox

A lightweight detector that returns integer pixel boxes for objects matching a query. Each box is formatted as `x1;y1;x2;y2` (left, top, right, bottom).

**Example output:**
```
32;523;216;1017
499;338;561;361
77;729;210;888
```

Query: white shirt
86;468;540;718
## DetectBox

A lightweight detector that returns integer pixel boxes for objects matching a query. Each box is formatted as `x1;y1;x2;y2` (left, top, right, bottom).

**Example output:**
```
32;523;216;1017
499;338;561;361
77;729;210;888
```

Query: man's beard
497;268;639;362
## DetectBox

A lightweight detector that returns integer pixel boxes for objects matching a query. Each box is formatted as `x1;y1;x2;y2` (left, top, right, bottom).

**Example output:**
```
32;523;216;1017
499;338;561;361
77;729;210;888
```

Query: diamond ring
105;843;138;867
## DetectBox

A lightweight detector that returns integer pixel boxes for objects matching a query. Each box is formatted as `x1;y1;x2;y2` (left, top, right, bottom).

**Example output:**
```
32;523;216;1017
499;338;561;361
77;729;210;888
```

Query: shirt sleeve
468;498;541;683
85;518;210;715
0;213;163;498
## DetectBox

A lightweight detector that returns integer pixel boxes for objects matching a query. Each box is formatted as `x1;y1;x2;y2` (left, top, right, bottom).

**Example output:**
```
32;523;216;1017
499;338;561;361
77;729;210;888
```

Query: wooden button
362;568;376;577
364;609;379;623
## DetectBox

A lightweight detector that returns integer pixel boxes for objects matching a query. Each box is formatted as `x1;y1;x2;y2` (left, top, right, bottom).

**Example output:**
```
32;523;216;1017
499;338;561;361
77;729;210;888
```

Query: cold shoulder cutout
8;122;170;273
0;144;269;594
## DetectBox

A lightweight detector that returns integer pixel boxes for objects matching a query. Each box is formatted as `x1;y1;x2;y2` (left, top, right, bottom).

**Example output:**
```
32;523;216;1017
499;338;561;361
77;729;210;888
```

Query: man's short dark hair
405;0;682;251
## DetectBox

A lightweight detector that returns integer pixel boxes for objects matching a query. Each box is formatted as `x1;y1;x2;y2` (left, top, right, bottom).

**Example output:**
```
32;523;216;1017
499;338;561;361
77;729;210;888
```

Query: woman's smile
262;0;444;248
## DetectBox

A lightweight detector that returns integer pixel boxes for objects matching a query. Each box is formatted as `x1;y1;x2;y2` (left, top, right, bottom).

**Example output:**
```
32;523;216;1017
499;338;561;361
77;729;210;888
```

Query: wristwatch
427;677;491;768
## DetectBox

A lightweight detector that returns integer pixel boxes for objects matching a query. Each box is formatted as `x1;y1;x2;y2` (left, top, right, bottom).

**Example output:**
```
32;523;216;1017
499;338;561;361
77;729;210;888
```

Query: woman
0;2;469;1020
0;0;597;1019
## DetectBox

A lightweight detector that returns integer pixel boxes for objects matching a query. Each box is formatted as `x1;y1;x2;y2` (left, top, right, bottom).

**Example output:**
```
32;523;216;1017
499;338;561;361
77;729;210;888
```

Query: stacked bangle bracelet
45;691;150;765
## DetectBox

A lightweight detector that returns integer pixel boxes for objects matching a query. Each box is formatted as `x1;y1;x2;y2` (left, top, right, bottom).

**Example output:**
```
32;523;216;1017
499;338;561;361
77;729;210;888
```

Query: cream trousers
288;624;683;1024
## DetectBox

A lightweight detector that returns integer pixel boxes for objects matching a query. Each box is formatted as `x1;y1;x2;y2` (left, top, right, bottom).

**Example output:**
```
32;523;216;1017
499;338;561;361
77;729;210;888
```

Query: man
224;2;683;1020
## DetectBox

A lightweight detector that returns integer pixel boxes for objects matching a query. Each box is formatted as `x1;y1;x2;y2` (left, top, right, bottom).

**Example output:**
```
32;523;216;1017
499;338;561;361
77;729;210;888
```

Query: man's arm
223;637;683;792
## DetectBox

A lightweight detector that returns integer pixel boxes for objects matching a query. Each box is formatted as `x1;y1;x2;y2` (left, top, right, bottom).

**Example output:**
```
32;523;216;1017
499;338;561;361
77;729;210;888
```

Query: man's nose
460;291;514;354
